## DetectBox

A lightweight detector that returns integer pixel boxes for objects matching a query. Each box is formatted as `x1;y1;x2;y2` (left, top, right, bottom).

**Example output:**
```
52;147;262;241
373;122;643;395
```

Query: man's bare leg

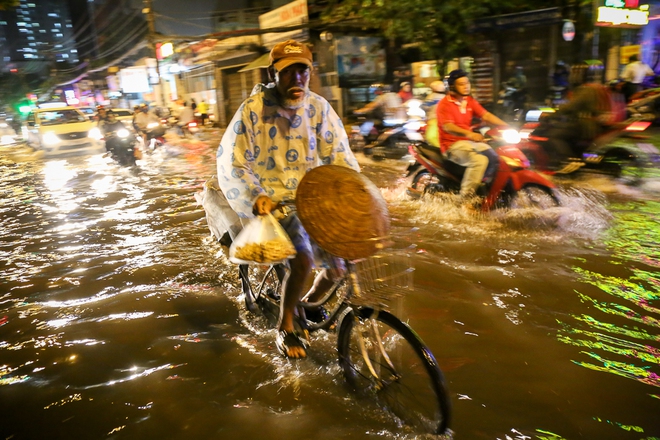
278;254;312;358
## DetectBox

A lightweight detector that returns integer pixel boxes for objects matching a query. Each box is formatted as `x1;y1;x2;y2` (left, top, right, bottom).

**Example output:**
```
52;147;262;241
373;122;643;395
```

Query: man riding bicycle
216;39;360;359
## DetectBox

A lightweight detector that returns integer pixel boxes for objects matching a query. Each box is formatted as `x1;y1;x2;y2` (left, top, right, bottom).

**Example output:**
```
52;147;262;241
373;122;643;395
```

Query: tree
322;0;571;62
0;0;19;11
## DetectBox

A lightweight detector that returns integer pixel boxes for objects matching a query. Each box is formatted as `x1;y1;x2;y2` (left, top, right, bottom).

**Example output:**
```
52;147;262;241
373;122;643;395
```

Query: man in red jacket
437;69;508;200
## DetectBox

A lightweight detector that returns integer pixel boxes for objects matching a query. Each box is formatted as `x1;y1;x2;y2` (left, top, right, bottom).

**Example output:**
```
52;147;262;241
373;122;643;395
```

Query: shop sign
620;45;641;64
259;0;308;46
335;36;386;87
596;2;649;26
468;7;562;33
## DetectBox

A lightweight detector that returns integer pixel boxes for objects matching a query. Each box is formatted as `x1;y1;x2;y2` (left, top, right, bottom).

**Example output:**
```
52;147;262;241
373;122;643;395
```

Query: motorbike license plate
636;143;660;155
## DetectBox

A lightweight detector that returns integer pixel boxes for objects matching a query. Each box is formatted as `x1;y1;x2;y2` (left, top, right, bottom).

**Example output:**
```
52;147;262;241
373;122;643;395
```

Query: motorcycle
497;83;526;122
405;126;560;212
517;111;656;181
104;127;140;167
368;119;426;160
350;99;426;160
138;121;166;151
179;120;199;138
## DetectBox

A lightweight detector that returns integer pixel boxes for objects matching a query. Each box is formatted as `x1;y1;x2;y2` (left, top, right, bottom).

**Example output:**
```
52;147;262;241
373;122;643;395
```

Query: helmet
400;81;411;89
430;80;446;93
133;105;140;111
96;104;105;111
139;103;148;112
447;69;468;88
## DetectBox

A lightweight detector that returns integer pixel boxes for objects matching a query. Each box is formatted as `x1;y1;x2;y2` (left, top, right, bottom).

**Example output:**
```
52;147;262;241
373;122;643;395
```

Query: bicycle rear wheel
337;307;451;435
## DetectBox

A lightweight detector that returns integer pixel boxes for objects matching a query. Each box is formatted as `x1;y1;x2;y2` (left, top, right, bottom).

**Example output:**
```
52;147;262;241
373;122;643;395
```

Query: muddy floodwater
1;134;659;440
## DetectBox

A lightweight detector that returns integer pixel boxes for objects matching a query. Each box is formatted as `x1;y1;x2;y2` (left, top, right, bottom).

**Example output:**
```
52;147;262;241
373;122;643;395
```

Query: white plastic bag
229;213;296;264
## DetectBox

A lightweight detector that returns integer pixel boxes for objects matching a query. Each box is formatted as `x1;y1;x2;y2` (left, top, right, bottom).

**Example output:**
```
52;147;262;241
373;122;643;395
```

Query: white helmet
430;80;446;93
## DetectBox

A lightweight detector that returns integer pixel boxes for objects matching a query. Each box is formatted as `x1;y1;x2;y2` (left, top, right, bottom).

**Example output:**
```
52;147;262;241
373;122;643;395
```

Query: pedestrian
190;98;197;112
621;54;655;101
216;39;360;359
197;99;209;126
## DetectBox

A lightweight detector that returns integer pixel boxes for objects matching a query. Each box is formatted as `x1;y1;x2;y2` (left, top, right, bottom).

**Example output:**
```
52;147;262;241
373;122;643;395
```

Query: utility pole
144;0;165;106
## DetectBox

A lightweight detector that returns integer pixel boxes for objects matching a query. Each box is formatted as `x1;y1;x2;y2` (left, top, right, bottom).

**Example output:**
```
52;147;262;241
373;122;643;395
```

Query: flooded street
1;133;659;440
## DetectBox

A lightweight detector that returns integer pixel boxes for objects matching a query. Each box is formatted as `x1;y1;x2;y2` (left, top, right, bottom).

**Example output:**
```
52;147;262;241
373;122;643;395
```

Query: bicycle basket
349;252;414;309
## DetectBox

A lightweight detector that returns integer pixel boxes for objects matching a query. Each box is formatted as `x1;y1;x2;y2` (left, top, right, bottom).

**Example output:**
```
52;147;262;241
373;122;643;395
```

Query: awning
238;53;270;73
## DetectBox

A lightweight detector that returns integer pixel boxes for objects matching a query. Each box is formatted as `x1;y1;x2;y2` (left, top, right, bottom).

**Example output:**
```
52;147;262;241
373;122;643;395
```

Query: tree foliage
322;0;576;61
0;0;19;11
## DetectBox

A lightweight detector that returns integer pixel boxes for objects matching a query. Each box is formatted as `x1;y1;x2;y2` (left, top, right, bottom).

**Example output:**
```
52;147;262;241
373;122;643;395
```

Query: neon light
597;6;649;25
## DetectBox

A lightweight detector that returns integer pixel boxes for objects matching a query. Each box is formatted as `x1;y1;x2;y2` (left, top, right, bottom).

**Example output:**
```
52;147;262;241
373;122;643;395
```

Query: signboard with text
259;0;309;47
597;0;649;26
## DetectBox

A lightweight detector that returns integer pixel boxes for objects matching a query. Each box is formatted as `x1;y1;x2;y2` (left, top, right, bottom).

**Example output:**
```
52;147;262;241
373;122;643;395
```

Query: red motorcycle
406;127;560;211
517;114;650;178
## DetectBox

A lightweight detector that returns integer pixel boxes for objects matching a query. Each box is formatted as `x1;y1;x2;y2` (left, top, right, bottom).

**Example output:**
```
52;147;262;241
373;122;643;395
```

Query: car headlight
42;131;60;145
501;129;521;144
88;127;102;140
117;128;129;138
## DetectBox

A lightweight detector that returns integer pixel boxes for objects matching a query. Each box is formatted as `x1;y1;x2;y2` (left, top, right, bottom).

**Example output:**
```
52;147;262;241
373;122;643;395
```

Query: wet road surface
1;131;659;439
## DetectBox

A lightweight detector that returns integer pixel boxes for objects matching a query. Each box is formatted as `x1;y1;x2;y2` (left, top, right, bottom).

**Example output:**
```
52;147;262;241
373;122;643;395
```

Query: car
22;105;104;155
78;106;97;121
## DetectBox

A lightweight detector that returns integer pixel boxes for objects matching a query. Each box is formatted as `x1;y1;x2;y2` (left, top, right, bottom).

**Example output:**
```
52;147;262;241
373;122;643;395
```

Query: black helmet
447;69;468;88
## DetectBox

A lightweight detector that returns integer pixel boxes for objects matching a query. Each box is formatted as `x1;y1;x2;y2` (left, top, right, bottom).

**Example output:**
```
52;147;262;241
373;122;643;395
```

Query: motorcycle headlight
88;127;102;140
117;128;129;138
501;129;521;144
42;131;60;145
147;122;159;129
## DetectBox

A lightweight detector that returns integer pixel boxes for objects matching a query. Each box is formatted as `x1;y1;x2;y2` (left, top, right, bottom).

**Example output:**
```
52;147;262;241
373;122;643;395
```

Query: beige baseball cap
269;40;313;71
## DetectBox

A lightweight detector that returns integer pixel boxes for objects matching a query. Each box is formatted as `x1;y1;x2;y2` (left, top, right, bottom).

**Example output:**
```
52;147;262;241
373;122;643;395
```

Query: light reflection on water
1;145;660;439
557;199;660;397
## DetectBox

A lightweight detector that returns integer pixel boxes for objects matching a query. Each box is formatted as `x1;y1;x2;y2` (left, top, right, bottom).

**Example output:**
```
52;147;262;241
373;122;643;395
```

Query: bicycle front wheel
337;307;451;435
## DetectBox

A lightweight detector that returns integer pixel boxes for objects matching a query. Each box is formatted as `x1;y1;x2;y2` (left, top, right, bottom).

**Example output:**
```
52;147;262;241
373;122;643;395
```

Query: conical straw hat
296;165;390;260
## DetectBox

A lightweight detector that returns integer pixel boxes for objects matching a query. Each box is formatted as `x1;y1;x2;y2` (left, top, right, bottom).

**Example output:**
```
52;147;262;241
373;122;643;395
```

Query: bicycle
237;251;452;436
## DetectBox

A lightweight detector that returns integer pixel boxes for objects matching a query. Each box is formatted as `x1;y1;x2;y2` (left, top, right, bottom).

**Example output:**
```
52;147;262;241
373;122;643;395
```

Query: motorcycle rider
177;101;195;136
437;69;508;201
398;81;414;103
96;105;109;131
421;80;446;148
532;60;626;172
134;103;161;145
354;83;406;129
101;110;127;154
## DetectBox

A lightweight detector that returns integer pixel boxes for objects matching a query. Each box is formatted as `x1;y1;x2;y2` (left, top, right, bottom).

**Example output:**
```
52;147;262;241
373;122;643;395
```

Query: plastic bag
194;177;243;243
229;213;296;264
